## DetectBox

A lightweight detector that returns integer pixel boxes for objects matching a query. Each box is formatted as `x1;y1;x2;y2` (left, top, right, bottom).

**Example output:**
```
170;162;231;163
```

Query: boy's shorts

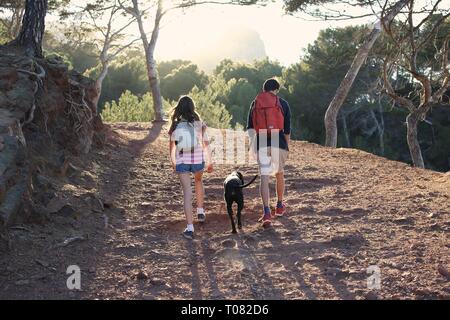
257;147;288;176
176;162;205;173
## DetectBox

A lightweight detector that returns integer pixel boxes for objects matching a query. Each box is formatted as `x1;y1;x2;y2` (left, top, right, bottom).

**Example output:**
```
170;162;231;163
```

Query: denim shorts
176;162;205;173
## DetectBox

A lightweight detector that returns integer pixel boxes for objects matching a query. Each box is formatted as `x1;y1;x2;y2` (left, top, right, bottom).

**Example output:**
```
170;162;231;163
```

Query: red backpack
252;92;284;134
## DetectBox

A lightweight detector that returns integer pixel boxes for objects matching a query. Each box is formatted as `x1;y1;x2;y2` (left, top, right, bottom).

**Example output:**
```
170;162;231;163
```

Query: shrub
101;90;170;122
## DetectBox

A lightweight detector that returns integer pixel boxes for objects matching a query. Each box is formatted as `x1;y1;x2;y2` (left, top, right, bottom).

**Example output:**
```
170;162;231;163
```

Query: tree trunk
146;47;164;121
9;0;48;57
377;101;385;156
324;0;409;147
406;112;425;168
133;0;165;122
324;27;381;147
341;113;351;147
93;63;109;114
146;0;164;122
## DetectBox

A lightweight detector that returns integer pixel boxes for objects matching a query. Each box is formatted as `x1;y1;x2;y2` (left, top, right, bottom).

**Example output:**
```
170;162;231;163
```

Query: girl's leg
178;173;193;225
194;171;204;209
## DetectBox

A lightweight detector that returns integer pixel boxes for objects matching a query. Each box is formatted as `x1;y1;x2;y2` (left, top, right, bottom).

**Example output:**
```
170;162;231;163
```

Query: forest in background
1;0;449;172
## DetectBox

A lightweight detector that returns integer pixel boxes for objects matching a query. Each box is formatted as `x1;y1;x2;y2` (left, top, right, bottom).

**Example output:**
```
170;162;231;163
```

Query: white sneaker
197;209;206;223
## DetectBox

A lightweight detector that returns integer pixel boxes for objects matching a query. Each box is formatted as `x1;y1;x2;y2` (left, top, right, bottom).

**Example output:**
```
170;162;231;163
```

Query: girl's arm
169;139;176;171
202;125;213;173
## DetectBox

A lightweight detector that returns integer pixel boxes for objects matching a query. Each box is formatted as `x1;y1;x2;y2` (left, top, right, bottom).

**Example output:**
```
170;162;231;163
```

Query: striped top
169;121;209;165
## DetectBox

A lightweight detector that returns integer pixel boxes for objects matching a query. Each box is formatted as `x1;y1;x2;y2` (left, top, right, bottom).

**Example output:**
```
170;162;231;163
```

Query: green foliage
160;63;208;101
283;0;376;15
214;58;282;91
0;23;9;43
211;58;283;127
101;90;171;123
281;25;380;143
87;58;149;110
158;60;191;78
87;58;207;112
417;15;450;71
222;78;257;126
0;0;71;41
187;86;232;129
101;91;154;123
101;85;231;129
284;0;336;12
43;27;99;73
44;50;74;69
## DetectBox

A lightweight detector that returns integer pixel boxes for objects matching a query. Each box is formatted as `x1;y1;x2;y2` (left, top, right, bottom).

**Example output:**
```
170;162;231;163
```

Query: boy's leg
258;147;271;208
260;174;270;208
259;174;271;226
276;171;285;203
258;147;272;225
274;149;288;216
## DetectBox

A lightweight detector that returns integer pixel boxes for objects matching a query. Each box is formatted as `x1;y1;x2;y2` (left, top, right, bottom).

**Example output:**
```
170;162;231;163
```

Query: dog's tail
236;175;258;188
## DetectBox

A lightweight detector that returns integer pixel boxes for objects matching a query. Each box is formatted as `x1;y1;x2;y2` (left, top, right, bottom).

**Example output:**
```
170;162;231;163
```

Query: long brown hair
169;96;201;133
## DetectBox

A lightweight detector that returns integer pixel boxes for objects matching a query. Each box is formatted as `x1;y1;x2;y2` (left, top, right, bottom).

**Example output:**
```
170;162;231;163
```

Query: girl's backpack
252;92;284;134
174;120;201;152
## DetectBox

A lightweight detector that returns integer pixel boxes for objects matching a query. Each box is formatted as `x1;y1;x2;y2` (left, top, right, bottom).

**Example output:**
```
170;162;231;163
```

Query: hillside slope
0;122;449;299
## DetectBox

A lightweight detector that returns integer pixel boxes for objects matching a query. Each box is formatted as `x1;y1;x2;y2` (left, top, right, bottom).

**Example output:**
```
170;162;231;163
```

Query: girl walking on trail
169;96;213;240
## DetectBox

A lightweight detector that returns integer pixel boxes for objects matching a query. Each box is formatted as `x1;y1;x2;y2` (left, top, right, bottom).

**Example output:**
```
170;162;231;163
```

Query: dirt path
0;122;449;299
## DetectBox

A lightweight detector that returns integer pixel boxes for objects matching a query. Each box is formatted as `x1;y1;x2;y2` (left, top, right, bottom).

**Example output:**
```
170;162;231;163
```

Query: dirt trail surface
0;122;449;299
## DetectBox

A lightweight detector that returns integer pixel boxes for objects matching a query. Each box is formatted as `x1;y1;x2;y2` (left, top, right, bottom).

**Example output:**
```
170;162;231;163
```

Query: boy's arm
283;101;292;149
285;134;290;148
246;101;255;131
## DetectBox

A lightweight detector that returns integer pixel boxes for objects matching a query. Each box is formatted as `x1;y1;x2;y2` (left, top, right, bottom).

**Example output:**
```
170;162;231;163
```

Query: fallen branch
9;226;32;232
51;236;86;249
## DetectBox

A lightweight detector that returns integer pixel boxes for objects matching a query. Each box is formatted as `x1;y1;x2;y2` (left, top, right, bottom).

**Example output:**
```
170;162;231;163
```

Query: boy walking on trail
246;78;291;227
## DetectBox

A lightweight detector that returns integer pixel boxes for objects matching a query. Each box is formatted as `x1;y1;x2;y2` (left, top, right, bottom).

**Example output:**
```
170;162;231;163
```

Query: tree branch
431;33;450;103
382;58;416;112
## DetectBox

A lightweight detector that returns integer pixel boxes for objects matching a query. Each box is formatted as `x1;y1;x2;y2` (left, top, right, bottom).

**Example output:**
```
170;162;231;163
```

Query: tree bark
406;112;424;168
324;0;409;147
146;0;164;122
341;113;351;147
132;0;165;122
93;62;109;113
146;56;164;121
377;100;385;155
370;108;385;156
9;0;48;57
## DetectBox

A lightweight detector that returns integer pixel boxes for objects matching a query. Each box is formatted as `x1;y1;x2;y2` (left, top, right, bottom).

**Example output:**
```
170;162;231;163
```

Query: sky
57;0;450;67
156;2;375;66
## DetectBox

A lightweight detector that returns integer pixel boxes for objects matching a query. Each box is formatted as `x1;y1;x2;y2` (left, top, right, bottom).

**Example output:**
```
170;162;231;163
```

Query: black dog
223;171;258;233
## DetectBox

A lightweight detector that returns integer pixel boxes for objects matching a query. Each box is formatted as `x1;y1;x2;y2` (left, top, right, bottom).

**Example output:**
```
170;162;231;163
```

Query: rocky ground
0;122;449;299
